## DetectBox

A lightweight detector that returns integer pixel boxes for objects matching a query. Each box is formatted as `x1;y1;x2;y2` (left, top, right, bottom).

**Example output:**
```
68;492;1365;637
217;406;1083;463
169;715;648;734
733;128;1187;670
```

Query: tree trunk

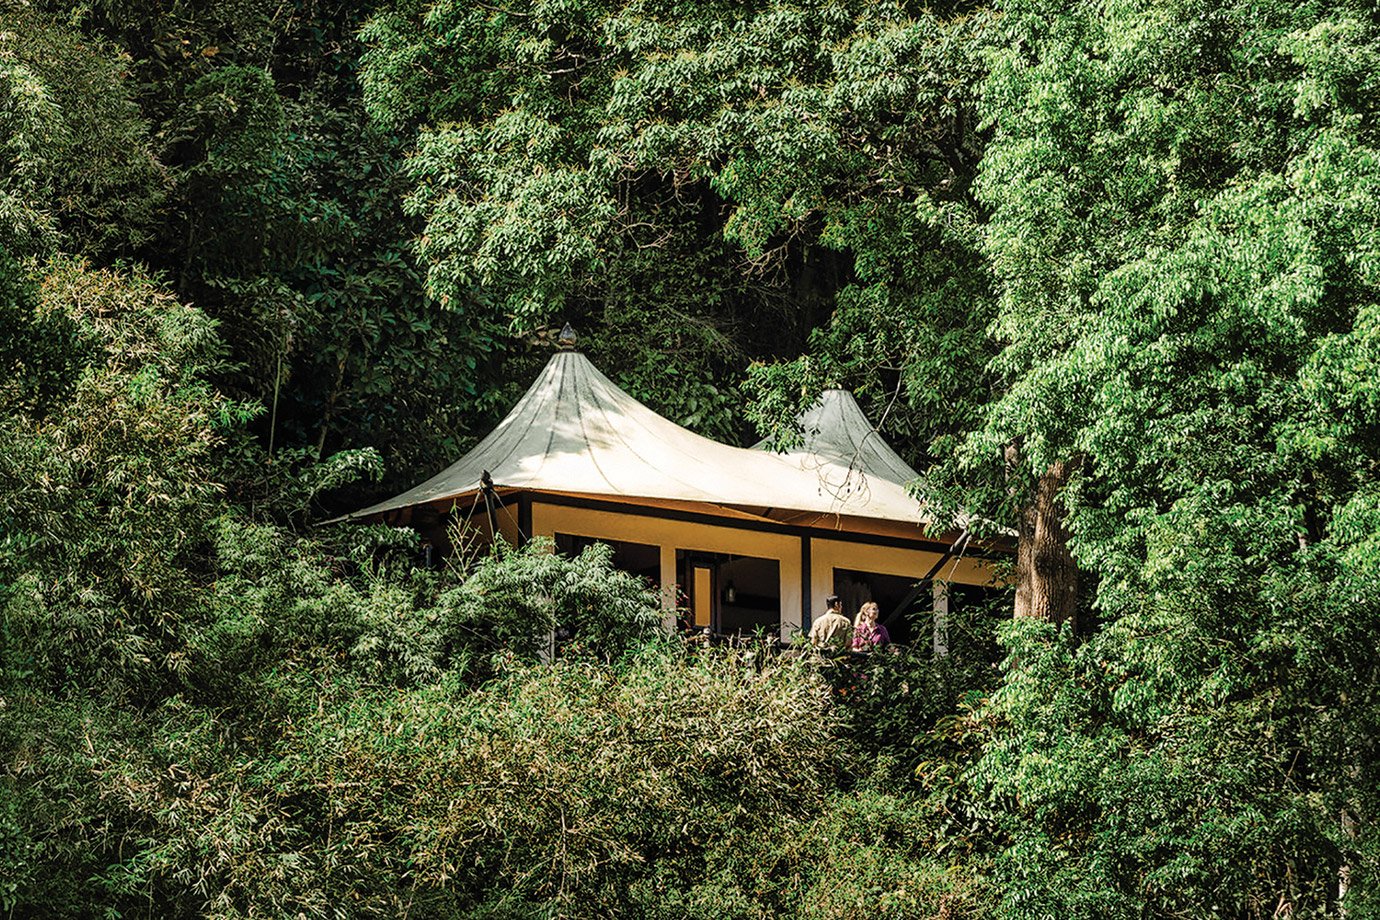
315;351;349;457
1014;458;1079;628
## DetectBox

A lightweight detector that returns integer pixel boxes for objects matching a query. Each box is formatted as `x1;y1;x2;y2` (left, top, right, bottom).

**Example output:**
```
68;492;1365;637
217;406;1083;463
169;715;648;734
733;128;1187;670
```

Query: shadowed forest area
2;0;1380;916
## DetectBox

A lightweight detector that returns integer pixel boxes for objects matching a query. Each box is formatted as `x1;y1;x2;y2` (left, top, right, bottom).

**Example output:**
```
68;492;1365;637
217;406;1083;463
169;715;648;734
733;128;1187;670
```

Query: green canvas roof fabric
334;351;928;526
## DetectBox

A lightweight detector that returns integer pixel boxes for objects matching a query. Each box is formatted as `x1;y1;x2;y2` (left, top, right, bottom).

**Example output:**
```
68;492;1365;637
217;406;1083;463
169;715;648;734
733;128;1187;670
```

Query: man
809;595;852;652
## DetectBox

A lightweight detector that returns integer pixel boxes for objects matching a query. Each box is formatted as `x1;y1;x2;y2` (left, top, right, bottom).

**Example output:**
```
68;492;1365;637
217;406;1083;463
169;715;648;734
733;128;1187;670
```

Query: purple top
852;623;891;650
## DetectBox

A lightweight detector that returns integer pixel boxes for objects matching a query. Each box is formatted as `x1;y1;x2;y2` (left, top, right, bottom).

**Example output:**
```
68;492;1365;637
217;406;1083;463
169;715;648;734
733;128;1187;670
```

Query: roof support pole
518;493;532;548
483;488;499;540
932;582;950;658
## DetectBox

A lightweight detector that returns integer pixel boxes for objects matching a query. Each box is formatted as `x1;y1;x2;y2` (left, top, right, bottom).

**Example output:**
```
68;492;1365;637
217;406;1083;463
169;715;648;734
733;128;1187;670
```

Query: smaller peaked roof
763;389;1004;540
336;352;928;527
755;388;919;490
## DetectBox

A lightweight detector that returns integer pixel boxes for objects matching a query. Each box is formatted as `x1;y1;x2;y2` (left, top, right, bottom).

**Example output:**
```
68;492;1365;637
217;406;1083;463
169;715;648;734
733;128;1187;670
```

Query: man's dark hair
825;594;840;609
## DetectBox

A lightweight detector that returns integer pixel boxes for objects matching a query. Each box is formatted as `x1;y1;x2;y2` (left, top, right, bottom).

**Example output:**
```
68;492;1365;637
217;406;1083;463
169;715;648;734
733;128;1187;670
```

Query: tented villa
336;344;1007;642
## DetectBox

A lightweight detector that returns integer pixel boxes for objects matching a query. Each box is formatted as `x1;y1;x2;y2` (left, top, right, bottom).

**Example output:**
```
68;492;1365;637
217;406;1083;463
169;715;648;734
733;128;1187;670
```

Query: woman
851;601;890;650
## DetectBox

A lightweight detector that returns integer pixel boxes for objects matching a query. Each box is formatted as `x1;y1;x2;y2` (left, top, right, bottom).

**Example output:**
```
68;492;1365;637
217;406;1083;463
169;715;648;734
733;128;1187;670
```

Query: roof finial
557;322;578;350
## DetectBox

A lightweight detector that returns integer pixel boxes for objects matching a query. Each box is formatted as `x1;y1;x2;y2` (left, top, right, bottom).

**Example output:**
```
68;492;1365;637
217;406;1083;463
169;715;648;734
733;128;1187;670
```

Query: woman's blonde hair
857;601;880;626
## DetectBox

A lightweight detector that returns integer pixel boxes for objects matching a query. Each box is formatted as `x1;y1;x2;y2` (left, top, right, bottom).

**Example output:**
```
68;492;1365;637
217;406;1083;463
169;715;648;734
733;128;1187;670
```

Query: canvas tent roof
335;351;928;527
759;388;1005;539
752;388;920;490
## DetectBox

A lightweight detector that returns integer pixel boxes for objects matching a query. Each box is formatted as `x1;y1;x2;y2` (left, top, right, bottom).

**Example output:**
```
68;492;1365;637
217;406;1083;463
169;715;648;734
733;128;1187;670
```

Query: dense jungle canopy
2;0;1379;916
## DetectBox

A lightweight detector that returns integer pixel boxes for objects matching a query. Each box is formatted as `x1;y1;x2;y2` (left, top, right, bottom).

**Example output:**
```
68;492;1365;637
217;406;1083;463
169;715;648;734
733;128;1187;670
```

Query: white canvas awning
335;351;928;527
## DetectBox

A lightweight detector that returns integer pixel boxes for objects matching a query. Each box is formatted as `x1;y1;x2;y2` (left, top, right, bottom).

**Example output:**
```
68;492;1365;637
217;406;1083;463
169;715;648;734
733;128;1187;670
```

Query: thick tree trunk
1014;458;1079;628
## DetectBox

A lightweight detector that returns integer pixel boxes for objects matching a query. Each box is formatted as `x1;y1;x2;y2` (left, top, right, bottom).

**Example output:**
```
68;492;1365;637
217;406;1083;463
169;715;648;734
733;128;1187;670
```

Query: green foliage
0;244;83;417
789;789;995;920
359;0;1001;441
0;7;163;258
596;0;998;464
6;0;1380;915
1;259;246;698
436;539;663;673
9;0;500;489
959;0;1380;914
194;523;667;695
2;648;852;916
164;60;490;485
826;591;1007;774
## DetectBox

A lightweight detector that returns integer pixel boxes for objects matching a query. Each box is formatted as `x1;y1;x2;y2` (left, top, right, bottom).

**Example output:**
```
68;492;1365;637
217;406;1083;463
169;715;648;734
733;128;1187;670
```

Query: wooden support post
659;544;678;632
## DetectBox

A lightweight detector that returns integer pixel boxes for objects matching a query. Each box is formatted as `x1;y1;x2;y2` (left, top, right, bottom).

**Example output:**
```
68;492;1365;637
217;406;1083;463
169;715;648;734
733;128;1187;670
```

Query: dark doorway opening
677;550;780;636
833;568;928;645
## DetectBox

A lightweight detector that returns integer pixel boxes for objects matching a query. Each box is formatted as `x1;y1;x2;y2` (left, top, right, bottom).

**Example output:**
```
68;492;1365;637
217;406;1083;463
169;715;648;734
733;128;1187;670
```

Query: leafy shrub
3;648;851;917
0;259;248;699
824;592;1007;777
434;538;663;678
791;789;994;920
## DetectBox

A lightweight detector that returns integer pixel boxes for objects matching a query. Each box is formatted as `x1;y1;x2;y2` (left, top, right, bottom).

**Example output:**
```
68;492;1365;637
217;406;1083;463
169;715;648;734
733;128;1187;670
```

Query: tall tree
20;0;491;499
967;0;1380;912
0;7;163;259
360;0;998;449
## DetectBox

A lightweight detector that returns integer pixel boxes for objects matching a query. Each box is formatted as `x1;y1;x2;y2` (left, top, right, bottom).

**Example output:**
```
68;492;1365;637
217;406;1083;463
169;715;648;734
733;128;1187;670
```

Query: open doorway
677;550;780;637
833;568;928;645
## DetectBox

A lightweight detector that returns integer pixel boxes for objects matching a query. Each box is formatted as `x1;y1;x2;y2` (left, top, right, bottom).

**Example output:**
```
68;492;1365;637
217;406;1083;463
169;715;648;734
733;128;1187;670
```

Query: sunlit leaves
0;10;163;257
971;0;1380;912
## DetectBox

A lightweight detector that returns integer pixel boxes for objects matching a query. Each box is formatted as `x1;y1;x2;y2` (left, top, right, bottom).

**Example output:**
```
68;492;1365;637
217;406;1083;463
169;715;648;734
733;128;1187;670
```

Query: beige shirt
809;611;853;650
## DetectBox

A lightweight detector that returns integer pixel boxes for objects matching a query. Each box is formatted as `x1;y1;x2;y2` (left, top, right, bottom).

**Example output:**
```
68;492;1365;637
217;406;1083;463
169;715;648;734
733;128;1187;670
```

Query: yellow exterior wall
692;566;713;628
808;537;1000;620
528;501;1005;638
530;502;805;637
495;500;521;546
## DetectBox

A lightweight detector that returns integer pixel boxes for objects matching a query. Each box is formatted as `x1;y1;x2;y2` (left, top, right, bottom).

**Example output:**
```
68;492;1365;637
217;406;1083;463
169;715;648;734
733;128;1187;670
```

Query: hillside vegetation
2;0;1379;916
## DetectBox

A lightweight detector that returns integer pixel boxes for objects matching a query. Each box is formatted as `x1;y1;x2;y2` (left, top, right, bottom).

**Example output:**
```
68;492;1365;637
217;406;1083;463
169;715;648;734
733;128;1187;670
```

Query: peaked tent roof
336;351;929;527
753;388;920;488
756;389;1008;539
